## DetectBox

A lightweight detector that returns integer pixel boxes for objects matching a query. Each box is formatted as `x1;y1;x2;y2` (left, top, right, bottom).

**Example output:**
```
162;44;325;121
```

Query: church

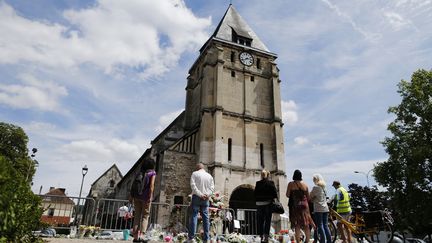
114;3;287;221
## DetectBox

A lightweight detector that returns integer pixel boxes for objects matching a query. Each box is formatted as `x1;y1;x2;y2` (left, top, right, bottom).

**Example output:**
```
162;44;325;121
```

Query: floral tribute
78;225;100;237
226;232;248;243
209;191;225;209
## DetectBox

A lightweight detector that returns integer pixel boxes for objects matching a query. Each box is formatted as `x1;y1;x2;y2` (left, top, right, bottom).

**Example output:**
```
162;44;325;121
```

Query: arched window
260;143;264;168
228;138;232;162
109;179;115;188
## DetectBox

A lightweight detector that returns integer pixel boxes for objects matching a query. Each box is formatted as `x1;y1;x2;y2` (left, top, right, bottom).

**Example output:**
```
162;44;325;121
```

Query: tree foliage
348;183;389;212
374;69;432;236
0;122;43;242
0;122;35;180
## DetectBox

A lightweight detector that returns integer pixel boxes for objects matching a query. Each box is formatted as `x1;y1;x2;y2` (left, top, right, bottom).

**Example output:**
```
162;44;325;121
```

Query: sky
1;0;431;197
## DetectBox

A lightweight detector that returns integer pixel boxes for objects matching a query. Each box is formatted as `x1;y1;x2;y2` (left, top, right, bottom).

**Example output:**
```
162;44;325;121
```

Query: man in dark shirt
254;170;278;243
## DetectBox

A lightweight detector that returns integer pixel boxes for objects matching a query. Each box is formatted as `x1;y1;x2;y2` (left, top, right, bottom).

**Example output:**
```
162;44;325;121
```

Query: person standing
286;169;315;243
254;169;278;243
332;181;352;243
117;203;129;229
222;210;233;234
310;174;332;243
130;158;156;243
188;163;214;243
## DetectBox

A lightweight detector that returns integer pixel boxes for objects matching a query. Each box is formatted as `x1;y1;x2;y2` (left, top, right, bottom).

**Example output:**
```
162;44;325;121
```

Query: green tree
0;122;43;242
348;183;389;211
374;69;432;236
0;122;35;181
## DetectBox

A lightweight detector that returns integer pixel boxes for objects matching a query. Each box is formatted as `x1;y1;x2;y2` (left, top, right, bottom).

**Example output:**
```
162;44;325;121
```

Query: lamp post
26;148;38;182
354;169;372;187
76;165;88;226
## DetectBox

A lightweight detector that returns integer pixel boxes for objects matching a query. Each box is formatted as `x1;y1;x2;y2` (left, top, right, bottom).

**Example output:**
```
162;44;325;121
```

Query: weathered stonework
113;6;288;230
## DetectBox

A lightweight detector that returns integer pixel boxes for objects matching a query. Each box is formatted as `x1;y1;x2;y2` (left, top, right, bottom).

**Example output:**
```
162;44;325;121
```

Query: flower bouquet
226;232;248;243
174;232;188;243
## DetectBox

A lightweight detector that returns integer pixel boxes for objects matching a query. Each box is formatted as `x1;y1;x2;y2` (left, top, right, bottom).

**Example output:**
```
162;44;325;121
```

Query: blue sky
1;0;431;197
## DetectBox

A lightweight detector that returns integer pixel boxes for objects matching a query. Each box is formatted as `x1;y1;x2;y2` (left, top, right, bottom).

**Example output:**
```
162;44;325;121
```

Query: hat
332;181;340;187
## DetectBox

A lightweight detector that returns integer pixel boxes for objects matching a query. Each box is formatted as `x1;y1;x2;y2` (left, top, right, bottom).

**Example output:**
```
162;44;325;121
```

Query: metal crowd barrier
236;208;258;235
93;198;130;230
39;195;285;236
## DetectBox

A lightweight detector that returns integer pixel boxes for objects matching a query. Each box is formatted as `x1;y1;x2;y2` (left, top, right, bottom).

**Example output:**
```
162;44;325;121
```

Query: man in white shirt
117;203;129;229
188;163;214;242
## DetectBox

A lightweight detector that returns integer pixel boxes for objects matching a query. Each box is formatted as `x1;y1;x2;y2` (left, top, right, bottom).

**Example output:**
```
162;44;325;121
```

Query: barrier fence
39;195;289;235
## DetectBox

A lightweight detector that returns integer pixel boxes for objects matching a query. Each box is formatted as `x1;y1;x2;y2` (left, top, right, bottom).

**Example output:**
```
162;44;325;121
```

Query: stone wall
90;166;122;199
160;150;196;205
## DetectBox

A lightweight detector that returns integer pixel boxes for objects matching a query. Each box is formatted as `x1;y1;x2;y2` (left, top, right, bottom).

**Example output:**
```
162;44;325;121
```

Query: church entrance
229;184;256;235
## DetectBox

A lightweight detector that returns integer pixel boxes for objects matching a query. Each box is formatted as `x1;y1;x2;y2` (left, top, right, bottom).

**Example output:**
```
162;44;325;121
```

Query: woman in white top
310;174;332;243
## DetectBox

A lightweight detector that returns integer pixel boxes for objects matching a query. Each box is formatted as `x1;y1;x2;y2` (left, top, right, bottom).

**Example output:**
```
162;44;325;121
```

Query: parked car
96;230;114;240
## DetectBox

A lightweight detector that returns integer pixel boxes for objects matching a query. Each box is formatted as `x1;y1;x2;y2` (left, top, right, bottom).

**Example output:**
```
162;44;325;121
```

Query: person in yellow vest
332;181;352;243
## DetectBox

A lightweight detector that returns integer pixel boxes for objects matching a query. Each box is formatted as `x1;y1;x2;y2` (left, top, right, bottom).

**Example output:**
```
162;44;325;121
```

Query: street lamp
26;148;38;182
354;169;372;187
76;165;88;226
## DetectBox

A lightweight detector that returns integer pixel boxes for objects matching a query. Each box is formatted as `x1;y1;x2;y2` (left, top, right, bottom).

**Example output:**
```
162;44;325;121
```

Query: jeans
189;195;210;241
314;212;332;243
256;204;272;238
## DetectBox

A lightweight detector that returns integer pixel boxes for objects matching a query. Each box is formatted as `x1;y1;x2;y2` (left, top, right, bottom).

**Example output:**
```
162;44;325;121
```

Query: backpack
130;173;145;198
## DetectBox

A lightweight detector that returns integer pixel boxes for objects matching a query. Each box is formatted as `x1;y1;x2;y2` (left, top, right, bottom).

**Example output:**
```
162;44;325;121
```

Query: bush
0;156;43;242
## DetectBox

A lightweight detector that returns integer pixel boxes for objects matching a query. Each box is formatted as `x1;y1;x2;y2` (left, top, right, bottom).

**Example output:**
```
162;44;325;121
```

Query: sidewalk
46;238;133;243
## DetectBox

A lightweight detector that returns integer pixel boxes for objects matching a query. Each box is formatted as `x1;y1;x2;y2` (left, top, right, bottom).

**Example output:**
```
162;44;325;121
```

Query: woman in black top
254;170;278;243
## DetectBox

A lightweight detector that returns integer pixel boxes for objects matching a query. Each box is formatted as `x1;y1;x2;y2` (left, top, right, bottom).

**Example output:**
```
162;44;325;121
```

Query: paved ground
44;238;132;243
46;238;134;243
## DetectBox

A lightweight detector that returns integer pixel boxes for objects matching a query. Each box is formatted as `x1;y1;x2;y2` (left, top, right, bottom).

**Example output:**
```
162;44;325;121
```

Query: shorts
337;212;351;222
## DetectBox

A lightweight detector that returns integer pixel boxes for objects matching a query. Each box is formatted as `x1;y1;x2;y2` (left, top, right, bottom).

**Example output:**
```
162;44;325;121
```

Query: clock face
239;52;253;66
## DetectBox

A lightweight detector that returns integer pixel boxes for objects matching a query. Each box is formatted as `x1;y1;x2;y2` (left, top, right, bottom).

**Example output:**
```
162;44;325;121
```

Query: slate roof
207;4;270;52
42;188;74;205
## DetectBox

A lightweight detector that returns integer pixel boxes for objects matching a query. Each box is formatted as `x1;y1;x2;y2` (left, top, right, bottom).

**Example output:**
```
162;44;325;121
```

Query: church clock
239;52;253;66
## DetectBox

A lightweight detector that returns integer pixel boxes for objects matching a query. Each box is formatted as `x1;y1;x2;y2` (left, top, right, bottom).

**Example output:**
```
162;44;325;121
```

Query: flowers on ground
226;232;247;243
78;225;101;237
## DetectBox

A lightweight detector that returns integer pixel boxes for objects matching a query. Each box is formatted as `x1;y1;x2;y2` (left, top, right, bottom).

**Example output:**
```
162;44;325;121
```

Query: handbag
271;198;285;214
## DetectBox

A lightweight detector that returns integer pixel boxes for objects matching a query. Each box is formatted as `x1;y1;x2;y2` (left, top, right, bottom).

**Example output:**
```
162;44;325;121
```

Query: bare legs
337;222;352;243
295;225;311;243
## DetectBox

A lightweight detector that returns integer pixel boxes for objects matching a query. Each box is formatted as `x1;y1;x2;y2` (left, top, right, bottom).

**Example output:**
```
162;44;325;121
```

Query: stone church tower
115;4;287;220
181;4;287;209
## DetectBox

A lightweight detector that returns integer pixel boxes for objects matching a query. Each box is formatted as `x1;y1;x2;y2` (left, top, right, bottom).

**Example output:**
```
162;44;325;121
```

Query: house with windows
40;187;75;227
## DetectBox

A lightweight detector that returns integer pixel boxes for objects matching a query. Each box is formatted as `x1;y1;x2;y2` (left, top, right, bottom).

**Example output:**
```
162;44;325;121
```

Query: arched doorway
229;184;256;234
229;185;256;209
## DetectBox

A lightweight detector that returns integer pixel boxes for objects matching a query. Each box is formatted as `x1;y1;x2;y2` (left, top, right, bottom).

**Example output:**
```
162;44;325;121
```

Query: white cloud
0;74;67;111
383;12;413;31
294;136;309;145
319;0;381;42
155;109;183;132
60;138;141;163
281;100;298;125
0;0;211;79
